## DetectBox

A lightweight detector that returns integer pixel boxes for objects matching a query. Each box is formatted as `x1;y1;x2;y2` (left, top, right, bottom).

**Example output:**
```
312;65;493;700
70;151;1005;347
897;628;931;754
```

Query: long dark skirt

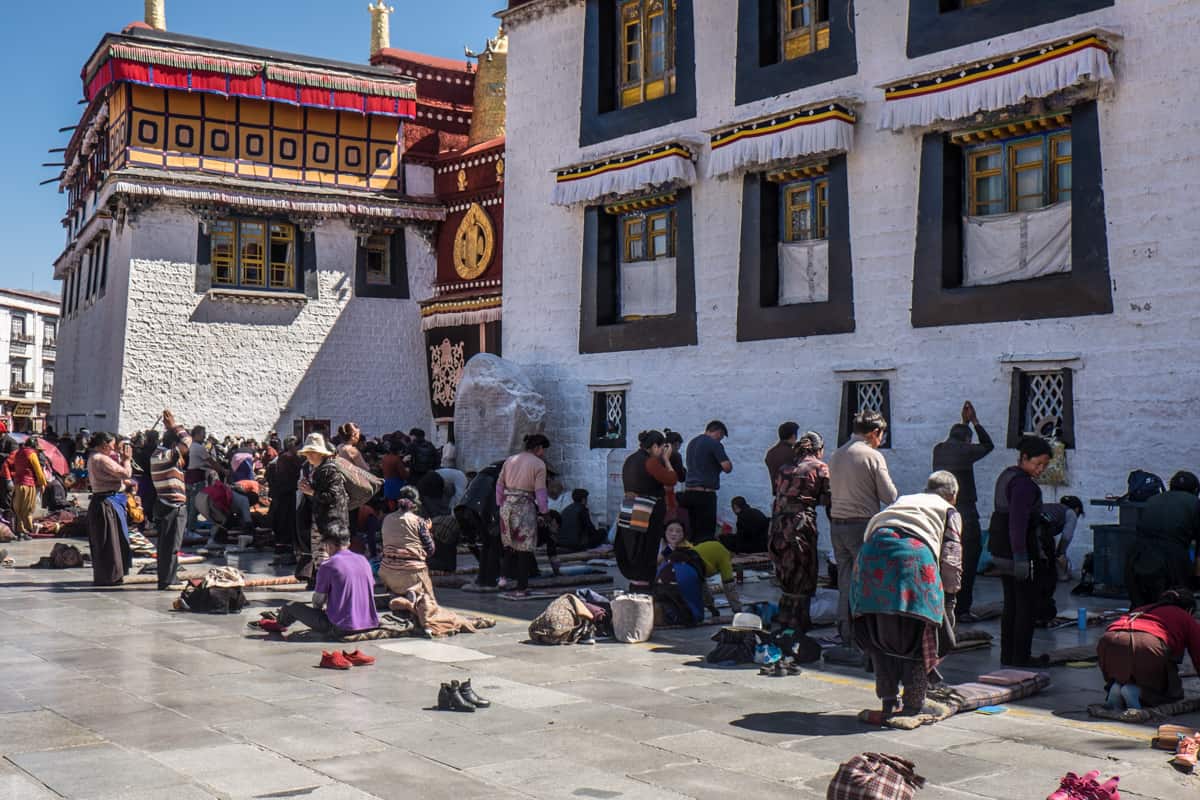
88;493;131;586
1097;628;1182;706
615;500;665;586
272;490;297;549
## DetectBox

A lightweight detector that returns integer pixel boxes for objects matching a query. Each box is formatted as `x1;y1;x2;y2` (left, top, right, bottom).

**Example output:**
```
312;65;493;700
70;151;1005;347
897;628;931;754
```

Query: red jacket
1106;604;1200;666
6;447;47;489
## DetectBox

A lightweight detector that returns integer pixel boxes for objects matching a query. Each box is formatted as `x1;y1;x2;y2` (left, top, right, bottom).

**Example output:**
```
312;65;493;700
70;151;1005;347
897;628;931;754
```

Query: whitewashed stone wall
501;0;1200;561
54;203;434;439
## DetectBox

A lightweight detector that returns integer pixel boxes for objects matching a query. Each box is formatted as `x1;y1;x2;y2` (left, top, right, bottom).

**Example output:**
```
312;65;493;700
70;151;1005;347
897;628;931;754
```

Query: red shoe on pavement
319;650;352;670
341;650;375;666
1047;770;1100;800
258;619;289;634
1172;734;1200;773
1093;775;1119;800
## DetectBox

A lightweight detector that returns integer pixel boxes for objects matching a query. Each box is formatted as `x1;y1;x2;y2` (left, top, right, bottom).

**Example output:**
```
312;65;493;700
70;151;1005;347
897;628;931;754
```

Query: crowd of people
22;395;1198;723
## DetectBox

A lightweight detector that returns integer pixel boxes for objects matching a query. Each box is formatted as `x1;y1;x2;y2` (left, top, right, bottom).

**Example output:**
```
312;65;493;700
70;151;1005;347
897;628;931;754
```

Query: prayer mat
951;628;993;652
556;546;616;564
926;672;1051;712
433;571;612;590
285;624;413;643
856;699;957;730
1086;695;1200;725
1048;609;1120;629
1042;644;1099;665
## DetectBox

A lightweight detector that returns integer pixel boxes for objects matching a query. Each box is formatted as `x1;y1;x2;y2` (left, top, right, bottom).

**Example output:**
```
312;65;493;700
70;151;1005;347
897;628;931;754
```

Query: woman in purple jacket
987;436;1053;666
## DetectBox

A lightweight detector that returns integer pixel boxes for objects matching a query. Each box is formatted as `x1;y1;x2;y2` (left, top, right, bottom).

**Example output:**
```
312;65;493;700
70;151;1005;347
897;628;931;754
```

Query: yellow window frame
1050;132;1072;203
238;221;267;287
269;223;296;290
781;0;830;61
782;178;828;242
623;216;646;262
1008;139;1045;212
210;220;237;286
967;146;1003;216
619;0;676;109
646;209;674;259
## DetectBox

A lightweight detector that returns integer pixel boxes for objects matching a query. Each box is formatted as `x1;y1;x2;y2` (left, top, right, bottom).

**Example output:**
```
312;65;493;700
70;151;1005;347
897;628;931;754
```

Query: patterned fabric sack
611;592;654;643
827;752;926;800
528;594;595;645
335;456;383;510
617;495;657;536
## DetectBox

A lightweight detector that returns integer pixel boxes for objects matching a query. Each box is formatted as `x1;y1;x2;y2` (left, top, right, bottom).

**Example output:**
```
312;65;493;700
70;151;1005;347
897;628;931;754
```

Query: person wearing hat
769;431;831;632
851;471;963;719
680;421;733;543
297;433;350;583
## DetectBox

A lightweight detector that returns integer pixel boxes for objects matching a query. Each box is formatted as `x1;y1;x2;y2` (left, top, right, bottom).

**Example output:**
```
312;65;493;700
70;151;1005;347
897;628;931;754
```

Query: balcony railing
43;338;56;351
11;381;33;395
41;387;53;398
11;334;33;345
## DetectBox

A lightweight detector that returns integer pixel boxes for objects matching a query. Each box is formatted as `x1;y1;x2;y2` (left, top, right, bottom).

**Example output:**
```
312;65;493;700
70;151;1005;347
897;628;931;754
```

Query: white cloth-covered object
708;113;854;178
620;257;677;318
612;593;654;643
880;38;1113;131
777;241;830;304
963;201;1072;287
552;144;695;206
453;354;546;473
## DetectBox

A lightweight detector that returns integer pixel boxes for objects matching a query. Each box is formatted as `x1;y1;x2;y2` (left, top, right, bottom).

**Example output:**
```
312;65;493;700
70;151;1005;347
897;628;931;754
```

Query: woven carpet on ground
1087;695;1200;725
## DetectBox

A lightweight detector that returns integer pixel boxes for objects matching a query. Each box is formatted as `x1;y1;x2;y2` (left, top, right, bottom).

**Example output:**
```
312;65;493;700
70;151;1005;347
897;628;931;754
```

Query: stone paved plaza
1;538;1197;800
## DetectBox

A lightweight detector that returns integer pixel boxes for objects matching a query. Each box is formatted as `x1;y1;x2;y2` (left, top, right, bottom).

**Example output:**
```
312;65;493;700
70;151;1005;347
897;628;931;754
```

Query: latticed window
620;207;676;262
781;178;829;242
781;0;830;61
839;379;892;448
1008;367;1075;447
210;218;298;291
590;390;627;448
618;0;676;109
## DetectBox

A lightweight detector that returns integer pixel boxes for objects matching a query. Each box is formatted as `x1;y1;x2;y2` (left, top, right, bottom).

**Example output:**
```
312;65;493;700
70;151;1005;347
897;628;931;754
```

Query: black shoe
437;681;475;712
458;678;491;708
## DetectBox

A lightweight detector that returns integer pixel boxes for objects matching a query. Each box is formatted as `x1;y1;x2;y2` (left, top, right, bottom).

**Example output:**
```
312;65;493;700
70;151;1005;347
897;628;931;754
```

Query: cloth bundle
528;594;596;645
827;752;926;800
611;592;654;643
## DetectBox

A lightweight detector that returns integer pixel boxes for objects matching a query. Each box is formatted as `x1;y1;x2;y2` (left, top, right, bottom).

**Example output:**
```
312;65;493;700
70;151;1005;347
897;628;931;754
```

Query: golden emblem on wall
456;169;468;192
453;202;495;280
496;158;505;184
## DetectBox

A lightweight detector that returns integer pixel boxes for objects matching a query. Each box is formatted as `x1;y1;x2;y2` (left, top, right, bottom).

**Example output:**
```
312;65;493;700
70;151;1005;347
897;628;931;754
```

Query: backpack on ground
335;456;383;510
1124;470;1166;502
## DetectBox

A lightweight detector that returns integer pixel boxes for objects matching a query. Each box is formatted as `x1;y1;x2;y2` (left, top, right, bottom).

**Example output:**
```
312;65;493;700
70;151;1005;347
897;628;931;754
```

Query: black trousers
155;501;186;590
476;532;502;588
955;509;982;614
502;549;538;591
277;601;336;635
1000;575;1037;666
679;490;718;543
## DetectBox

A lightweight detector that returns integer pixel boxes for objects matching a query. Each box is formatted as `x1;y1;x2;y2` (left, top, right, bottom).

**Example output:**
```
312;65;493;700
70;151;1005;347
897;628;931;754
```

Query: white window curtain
777;240;830;305
620;257;677;318
963;201;1071;287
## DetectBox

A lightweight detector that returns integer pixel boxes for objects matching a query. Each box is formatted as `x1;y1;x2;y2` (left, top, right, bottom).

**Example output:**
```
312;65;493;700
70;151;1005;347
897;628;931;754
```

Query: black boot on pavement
458;679;491;708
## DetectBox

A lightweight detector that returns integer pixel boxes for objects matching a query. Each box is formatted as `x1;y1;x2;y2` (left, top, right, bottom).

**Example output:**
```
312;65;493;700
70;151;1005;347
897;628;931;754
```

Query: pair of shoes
257;619;289;634
758;662;784;677
318;650;375;670
1047;770;1120;800
437;679;490;712
1171;733;1200;772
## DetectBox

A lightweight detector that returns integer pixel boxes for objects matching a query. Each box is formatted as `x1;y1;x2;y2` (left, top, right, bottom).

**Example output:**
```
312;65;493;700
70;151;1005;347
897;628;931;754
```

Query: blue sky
0;0;502;294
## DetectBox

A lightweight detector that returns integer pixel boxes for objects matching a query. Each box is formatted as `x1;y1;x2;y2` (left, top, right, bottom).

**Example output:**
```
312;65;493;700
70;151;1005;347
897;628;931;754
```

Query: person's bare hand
962;401;977;424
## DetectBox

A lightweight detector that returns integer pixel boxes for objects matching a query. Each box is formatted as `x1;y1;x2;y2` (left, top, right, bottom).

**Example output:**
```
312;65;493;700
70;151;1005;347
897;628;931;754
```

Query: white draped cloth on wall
777;240;830;304
963;201;1072;287
620;257;677;318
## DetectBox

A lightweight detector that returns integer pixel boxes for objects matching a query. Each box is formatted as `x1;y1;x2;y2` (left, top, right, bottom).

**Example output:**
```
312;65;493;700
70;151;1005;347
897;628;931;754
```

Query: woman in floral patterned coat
768;431;830;632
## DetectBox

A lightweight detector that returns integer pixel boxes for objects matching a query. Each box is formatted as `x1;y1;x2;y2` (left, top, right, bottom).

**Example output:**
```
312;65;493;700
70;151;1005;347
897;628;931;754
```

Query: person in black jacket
721;496;770;554
559;488;602;550
458;461;504;592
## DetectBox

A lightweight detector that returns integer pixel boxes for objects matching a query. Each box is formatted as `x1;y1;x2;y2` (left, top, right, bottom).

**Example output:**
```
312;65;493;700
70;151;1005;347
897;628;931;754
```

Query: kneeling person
1098;588;1200;710
268;530;379;637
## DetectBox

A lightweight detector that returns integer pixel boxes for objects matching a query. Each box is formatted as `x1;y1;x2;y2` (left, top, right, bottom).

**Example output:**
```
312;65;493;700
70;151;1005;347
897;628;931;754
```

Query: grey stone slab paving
308;749;512;800
87;708;230;753
631;762;814;800
467;755;692;800
648;730;840;782
503;727;700;775
0;759;60;800
150;742;333;797
9;743;191;800
215;714;388;761
0;710;104;755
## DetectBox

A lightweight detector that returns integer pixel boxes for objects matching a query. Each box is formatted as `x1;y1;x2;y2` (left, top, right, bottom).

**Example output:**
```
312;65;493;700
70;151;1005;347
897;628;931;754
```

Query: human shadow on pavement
732;710;870;737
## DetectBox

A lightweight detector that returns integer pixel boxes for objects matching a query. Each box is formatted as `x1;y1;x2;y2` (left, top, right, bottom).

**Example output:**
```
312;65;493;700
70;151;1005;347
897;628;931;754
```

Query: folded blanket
928;672;1052;712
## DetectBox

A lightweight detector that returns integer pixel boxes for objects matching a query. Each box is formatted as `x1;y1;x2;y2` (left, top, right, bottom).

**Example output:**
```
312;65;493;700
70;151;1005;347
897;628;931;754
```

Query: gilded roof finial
144;0;166;30
368;1;394;56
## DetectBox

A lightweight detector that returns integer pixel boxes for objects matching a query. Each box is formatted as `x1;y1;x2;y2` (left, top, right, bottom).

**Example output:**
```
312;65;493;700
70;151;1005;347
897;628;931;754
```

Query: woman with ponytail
615;430;678;591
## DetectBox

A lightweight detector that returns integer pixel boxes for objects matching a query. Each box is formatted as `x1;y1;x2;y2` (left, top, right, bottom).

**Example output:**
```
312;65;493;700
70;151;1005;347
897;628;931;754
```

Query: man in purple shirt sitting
265;530;380;637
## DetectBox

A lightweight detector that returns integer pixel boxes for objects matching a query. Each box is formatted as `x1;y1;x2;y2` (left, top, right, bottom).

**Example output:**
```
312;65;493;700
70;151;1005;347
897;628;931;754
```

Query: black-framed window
355;229;410;299
210;129;230;152
838;379;891;448
736;156;854;342
199;218;300;292
963;125;1070;216
313;142;331;164
174;124;194;148
580;188;696;354
375;149;392;170
280;137;297;160
906;0;1114;58
137;119;158;144
246;134;264;157
734;0;857;105
345;146;362;168
911;101;1111;327
580;0;696;146
1007;367;1075;448
590;390;627;448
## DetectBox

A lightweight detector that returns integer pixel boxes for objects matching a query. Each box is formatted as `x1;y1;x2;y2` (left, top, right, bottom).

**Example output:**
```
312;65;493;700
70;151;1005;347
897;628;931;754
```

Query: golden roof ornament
368;1;394;56
144;0;166;30
464;27;507;146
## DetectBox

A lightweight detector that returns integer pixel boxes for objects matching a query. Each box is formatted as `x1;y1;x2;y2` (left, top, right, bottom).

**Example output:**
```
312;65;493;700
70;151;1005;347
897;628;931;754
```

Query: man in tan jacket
826;410;898;665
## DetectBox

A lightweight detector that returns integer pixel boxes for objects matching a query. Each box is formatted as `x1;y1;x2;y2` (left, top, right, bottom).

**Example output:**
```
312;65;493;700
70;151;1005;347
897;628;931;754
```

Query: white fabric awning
879;33;1115;132
551;142;695;207
708;103;856;178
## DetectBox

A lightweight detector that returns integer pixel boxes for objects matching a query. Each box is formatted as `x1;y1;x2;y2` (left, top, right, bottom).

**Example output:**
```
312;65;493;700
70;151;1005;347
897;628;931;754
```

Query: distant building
0;289;59;433
48;0;506;440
